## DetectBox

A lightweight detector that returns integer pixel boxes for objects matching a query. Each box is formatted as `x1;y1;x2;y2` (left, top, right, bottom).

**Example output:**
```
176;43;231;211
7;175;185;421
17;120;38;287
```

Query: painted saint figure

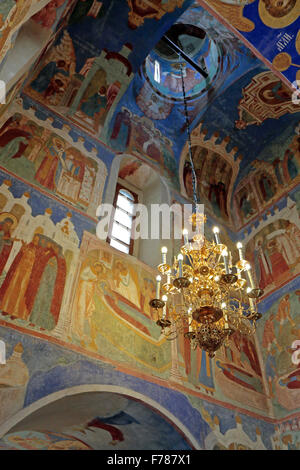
73;261;106;344
276;294;295;336
109;108;132;151
0;235;40;319
27;240;66;331
0;214;17;276
35;138;67;191
0;117;31;159
31;60;69;96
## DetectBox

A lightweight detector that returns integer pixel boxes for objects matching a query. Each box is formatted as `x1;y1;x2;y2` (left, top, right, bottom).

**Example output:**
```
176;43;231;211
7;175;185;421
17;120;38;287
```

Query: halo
258;0;299;28
52;137;65;149
0;212;18;230
272;52;292;71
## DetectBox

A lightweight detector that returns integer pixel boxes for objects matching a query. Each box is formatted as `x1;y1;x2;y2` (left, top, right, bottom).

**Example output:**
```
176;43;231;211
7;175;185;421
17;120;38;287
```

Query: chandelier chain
179;60;198;214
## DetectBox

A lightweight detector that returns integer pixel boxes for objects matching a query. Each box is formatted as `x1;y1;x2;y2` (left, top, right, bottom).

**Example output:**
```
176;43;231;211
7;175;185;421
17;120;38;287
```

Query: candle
249;297;255;312
182;228;189;245
228;251;232;271
221;303;228;328
245;263;254;288
213;226;220;244
162;295;168;318
178;254;183;277
156;275;161;298
236;242;243;261
188;307;193;332
222;249;229;274
161;246;168;264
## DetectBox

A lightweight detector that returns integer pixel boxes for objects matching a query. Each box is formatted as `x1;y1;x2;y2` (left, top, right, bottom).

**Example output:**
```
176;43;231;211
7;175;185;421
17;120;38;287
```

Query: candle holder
162;282;175;295
247;288;264;299
158;263;171;275
149;299;165;309
156;318;171;328
221;273;238;284
173;277;191;289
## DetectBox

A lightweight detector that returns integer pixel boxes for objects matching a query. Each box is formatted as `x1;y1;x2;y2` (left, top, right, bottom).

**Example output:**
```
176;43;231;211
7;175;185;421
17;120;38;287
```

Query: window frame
108;182;138;255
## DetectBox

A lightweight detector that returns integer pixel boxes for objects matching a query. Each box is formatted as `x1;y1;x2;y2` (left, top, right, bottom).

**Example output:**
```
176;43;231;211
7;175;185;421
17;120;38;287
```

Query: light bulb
245;263;251;270
182;228;188;235
177;253;183;260
246;287;252;293
162;295;168;302
161;246;168;253
213;226;220;233
156;275;161;282
221;302;226;309
236;242;243;249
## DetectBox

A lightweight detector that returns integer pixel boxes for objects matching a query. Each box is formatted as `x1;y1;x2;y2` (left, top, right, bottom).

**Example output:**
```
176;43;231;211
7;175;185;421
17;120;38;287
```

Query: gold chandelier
148;58;263;357
149;213;263;357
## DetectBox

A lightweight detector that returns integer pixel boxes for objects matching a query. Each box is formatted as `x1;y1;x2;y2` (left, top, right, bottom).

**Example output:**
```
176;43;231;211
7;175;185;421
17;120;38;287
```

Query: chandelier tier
149;215;263;357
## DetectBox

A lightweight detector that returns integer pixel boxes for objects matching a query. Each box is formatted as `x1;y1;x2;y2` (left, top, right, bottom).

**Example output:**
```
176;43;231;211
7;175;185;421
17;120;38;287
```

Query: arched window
109;184;137;255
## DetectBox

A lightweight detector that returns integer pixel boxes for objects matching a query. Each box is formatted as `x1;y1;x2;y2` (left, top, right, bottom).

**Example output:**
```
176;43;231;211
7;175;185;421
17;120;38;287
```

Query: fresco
32;0;75;31
0;169;172;377
26;32;133;136
0;341;29;424
257;284;300;414
202;413;268;450
0;430;92;450
0;326;280;450
233;120;300;227
214;331;267;411
0;394;193;450
68;231;171;373
203;0;300;86
108;107;179;187
243;191;300;297
24;0;191;138
273;418;300;449
235;71;300;129
0;0;37;63
0;0;76;66
127;0;186;29
180;123;242;225
0;112;107;217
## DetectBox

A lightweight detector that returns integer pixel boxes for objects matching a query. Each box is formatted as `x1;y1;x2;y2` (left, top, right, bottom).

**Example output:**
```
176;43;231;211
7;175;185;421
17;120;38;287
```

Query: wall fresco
109;107;179;188
0;327;278;449
0;169;172;377
0;112;107;217
257;282;300;415
233;121;300;227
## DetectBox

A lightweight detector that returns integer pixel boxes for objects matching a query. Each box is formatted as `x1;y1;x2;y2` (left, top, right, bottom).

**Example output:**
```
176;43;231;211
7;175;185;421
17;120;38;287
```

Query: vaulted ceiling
19;0;300;230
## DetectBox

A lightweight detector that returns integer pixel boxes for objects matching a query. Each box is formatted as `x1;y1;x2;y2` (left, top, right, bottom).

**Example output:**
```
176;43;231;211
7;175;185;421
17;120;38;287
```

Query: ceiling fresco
19;1;299;222
199;0;300;88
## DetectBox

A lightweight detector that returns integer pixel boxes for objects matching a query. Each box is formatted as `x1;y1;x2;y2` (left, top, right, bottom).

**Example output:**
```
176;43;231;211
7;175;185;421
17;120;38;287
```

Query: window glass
110;238;129;254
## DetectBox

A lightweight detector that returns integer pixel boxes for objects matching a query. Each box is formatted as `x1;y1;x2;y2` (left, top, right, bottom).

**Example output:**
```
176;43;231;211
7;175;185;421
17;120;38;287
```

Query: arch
104;153;171;206
0;384;200;449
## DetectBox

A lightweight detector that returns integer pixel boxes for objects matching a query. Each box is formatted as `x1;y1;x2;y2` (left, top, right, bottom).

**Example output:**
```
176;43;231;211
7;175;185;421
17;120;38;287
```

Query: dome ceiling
19;0;300;229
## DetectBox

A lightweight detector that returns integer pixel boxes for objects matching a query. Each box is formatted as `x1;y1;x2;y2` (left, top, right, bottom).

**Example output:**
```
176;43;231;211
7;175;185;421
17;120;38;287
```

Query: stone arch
0;384;200;449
